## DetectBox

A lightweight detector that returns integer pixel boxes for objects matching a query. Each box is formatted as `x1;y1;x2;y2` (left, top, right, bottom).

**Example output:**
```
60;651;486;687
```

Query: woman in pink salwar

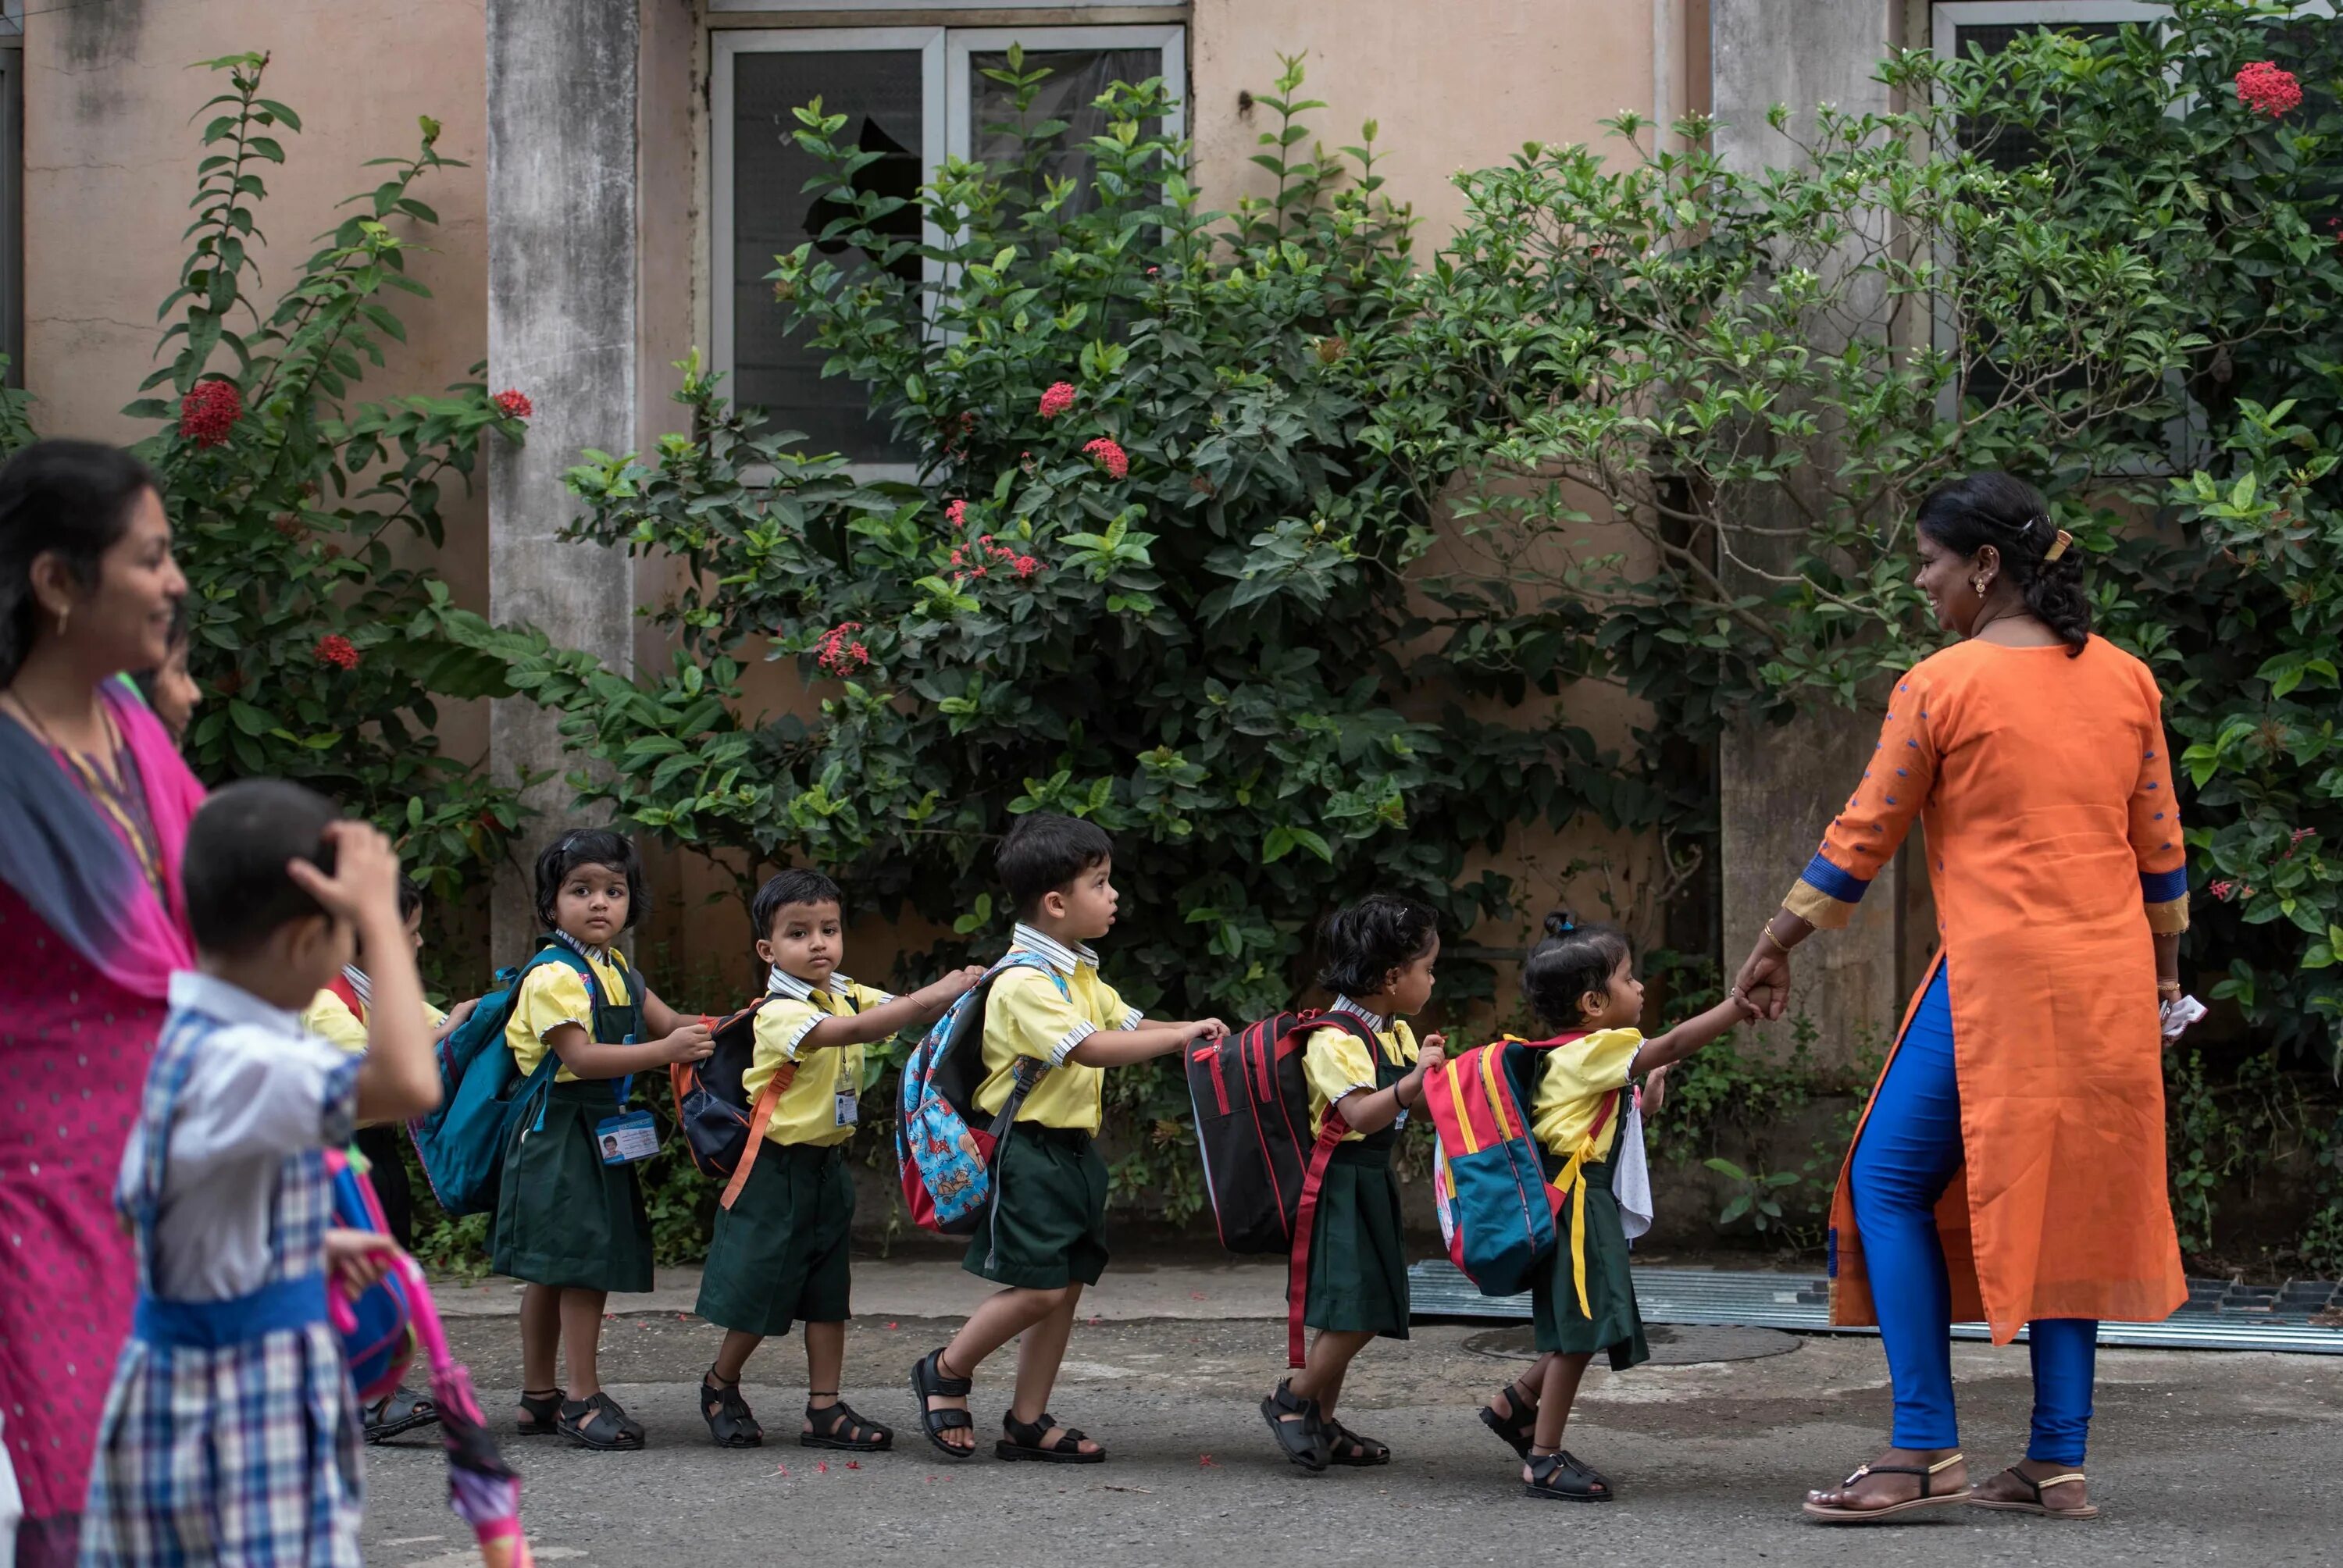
0;441;201;1566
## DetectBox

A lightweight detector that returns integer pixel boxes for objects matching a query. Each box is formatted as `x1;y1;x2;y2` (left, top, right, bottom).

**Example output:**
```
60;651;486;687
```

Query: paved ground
364;1260;2342;1568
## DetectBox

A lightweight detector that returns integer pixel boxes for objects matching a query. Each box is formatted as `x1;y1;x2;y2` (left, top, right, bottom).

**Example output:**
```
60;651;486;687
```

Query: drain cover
1462;1323;1800;1366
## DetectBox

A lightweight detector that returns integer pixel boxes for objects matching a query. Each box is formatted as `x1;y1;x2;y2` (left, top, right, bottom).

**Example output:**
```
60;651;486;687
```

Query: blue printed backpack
895;951;1068;1241
406;941;605;1218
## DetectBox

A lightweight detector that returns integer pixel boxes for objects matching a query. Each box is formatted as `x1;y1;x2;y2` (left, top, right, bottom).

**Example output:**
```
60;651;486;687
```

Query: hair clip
2043;529;2073;562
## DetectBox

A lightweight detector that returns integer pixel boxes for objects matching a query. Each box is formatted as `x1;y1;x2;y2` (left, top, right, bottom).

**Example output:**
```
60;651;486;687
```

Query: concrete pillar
485;0;639;956
1711;0;1910;1067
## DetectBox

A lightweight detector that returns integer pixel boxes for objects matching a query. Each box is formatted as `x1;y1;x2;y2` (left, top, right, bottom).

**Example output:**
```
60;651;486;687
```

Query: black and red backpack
1183;1010;1377;1363
671;999;798;1210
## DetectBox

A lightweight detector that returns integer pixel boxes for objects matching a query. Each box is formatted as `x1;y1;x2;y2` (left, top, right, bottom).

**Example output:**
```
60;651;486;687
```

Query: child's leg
1528;1350;1596;1459
560;1288;611;1399
711;1329;763;1386
519;1281;563;1395
922;1285;1072;1452
1008;1283;1080;1421
804;1320;845;1410
1288;1329;1375;1424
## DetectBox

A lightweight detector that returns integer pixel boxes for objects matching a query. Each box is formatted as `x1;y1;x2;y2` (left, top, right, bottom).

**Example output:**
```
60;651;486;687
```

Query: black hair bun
1544;910;1577;939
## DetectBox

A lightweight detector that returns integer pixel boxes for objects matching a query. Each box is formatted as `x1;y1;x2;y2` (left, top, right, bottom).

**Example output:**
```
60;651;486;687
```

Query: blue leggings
1849;964;2098;1464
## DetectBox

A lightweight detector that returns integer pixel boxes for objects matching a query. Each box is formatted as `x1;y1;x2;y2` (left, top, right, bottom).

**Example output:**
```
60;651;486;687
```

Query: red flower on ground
312;633;360;671
816;621;869;677
1039;381;1077;419
493;388;534;420
946;499;968;526
1083;437;1130;479
2236;61;2303;117
178;380;244;448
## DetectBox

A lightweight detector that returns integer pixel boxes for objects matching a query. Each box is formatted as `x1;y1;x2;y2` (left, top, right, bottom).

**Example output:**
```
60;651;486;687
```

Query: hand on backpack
325;1227;401;1295
436;997;480;1041
933;964;988;1000
1189;1017;1229;1043
660;1021;715;1064
1418;1035;1447;1074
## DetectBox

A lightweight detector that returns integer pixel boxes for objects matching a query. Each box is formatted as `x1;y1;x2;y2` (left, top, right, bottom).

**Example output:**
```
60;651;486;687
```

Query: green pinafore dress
490;949;656;1292
1300;1041;1412;1339
1530;1078;1649;1370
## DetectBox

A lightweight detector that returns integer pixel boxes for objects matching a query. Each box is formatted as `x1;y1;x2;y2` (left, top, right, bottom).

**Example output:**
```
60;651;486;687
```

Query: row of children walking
93;794;1761;1564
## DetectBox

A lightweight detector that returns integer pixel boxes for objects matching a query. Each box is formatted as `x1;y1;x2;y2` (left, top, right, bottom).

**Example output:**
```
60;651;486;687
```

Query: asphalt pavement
362;1260;2342;1568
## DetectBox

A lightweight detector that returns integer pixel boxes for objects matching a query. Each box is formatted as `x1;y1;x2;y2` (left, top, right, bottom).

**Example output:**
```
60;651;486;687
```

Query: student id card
596;1109;660;1165
834;1089;859;1128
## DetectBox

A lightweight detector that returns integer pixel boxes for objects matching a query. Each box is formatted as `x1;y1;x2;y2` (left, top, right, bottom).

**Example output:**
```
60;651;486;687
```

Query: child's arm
288;822;440;1123
639;984;697;1041
1065;1017;1225;1067
546;1016;713;1080
1628;998;1753;1077
796;966;988;1052
1327;1035;1447;1136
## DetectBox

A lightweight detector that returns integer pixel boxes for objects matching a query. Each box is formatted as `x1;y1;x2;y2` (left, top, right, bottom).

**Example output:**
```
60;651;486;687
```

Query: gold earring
1972;578;1988;598
54;603;69;637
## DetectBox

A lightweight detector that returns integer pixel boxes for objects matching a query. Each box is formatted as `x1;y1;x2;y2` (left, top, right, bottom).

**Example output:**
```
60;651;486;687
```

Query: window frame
711;20;1186;478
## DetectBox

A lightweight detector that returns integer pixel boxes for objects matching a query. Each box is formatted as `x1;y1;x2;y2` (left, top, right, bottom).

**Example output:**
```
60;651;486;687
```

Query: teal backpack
406;941;601;1218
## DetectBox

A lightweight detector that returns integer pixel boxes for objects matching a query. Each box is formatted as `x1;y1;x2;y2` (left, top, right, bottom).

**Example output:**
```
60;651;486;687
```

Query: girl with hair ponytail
1737;470;2193;1525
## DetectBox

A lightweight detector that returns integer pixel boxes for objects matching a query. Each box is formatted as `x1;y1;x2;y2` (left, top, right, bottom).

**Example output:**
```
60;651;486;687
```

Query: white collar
1330;995;1389;1033
341;964;373;1008
169;970;308;1035
1009;922;1100;976
767;965;856;1001
550;930;617;967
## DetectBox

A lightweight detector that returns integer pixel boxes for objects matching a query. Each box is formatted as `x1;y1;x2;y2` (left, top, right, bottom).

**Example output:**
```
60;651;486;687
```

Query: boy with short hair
695;868;984;1450
910;814;1226;1463
80;780;443;1566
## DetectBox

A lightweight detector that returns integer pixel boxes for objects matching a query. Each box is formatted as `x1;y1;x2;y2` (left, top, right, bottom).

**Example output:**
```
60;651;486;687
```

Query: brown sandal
1802;1452;1967;1524
1967;1466;2099;1520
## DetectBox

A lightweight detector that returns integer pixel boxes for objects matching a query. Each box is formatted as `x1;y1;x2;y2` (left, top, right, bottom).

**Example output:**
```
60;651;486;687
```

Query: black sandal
515;1388;565;1437
701;1370;762;1449
1260;1378;1329;1473
1801;1451;1967;1523
365;1384;440;1445
559;1391;646;1452
997;1409;1105;1464
911;1348;977;1460
1525;1449;1614;1502
1325;1419;1390;1467
1480;1379;1538;1460
802;1395;893;1452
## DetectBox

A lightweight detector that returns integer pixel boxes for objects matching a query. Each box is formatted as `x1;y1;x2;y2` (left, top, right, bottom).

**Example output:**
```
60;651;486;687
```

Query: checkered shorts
77;1320;362;1567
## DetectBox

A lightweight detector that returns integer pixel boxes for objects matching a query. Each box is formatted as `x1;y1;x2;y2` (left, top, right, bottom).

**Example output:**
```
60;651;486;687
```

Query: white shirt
117;971;359;1301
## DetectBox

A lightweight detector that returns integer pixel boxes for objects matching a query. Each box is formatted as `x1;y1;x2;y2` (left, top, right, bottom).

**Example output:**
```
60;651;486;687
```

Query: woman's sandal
1480;1380;1538;1460
1325;1420;1390;1467
802;1395;893;1452
997;1409;1106;1464
701;1369;763;1449
559;1391;647;1452
364;1384;439;1445
1260;1379;1329;1473
911;1348;977;1460
1967;1466;2099;1520
1801;1452;1967;1524
1525;1449;1614;1502
515;1388;565;1437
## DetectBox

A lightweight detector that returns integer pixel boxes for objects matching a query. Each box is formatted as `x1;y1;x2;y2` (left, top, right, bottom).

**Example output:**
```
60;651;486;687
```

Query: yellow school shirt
975;923;1143;1133
1302;999;1420;1141
301;971;448;1057
748;970;893;1148
1528;1027;1643;1160
505;943;636;1084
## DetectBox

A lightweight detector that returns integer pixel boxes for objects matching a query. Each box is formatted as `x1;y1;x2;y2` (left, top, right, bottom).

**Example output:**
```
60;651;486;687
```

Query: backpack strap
975;951;1076;1272
718;999;788;1212
1282;1009;1378;1368
326;973;365;1021
1550;1085;1626;1319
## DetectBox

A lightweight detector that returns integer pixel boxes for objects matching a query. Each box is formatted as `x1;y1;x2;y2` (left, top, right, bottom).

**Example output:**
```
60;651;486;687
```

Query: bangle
1759;925;1791;954
2156;979;2181;998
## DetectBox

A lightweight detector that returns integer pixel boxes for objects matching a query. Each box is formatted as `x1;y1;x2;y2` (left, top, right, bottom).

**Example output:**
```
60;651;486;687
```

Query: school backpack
405;942;604;1218
895;951;1068;1242
669;998;811;1210
324;1146;415;1405
1422;1033;1603;1299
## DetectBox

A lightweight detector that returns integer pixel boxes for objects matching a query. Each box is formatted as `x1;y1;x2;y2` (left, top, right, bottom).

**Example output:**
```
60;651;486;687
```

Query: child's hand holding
437;997;480;1039
324;1227;400;1295
1189;1017;1229;1043
1642;1064;1668;1115
935;964;988;999
1419;1033;1448;1073
660;1021;715;1064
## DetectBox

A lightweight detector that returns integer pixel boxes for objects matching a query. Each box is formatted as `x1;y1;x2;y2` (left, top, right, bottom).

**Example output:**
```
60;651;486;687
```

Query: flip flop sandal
559;1392;647;1452
701;1370;763;1449
1325;1420;1390;1467
515;1388;565;1437
1260;1379;1329;1473
1480;1381;1538;1461
1801;1452;1967;1524
1525;1449;1614;1502
364;1385;440;1445
802;1395;893;1452
997;1409;1106;1464
911;1348;977;1461
1967;1466;2099;1520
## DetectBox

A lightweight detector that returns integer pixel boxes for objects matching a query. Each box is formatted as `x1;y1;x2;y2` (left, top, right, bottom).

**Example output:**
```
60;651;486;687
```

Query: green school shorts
695;1142;855;1336
962;1127;1110;1290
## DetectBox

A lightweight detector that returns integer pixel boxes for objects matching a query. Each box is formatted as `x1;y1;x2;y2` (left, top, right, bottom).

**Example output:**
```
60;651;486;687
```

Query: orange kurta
1786;635;2191;1343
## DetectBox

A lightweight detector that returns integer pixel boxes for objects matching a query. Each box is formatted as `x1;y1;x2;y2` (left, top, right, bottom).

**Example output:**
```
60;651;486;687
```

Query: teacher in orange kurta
1731;472;2188;1527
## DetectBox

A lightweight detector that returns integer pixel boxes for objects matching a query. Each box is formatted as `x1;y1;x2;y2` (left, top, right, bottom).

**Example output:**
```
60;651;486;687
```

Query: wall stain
59;0;148;120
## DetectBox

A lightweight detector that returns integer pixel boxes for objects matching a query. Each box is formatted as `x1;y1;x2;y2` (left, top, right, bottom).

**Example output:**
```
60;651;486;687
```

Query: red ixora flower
178;380;244;448
1083;437;1129;479
946;498;968;526
816;621;869;677
2236;61;2303;118
312;633;360;671
493;388;534;420
1038;381;1077;419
